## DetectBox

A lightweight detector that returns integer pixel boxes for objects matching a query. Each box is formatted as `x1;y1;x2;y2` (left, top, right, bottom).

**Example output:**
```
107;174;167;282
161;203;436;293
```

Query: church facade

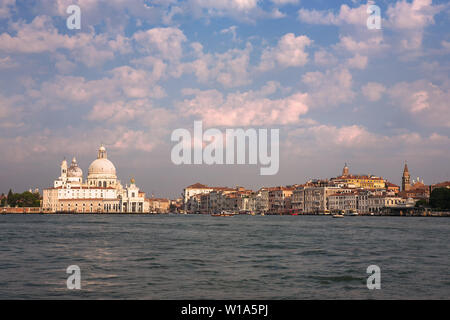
43;145;148;213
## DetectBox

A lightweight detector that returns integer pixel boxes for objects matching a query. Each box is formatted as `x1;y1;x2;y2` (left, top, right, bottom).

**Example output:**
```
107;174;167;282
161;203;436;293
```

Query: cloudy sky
0;0;449;198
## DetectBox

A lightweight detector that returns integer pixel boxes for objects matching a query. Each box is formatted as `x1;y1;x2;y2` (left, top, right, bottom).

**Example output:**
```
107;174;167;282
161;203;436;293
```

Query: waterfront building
43;145;147;213
303;186;341;214
331;164;386;189
183;183;214;208
147;198;170;213
383;196;410;208
256;188;271;213
208;188;237;213
386;182;400;194
248;188;271;214
185;193;202;213
182;183;254;214
291;187;305;212
268;187;294;214
430;181;450;192
367;195;385;214
328;192;358;213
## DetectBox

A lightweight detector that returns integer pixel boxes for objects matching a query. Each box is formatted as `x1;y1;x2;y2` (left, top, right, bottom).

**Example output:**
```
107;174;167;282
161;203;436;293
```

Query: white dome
68;166;83;177
88;158;116;176
68;157;83;178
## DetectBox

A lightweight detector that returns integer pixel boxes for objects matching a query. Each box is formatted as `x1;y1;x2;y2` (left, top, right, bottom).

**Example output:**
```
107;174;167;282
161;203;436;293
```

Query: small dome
68;157;83;177
68;166;83;177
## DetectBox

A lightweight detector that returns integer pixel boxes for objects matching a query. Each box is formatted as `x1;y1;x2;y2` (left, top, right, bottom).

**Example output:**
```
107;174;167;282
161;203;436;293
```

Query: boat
332;210;345;218
211;210;236;217
346;209;359;216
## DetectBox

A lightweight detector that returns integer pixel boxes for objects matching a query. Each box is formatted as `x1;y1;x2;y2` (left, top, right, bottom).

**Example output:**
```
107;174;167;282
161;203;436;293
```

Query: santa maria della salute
43;145;147;213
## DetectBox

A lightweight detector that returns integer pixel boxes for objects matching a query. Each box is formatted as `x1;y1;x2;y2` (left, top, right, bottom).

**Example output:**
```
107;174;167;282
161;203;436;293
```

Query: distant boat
332;210;345;218
346;209;359;216
212;210;236;217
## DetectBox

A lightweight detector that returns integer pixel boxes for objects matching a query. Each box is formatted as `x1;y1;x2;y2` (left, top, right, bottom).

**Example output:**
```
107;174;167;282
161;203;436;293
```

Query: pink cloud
178;86;309;127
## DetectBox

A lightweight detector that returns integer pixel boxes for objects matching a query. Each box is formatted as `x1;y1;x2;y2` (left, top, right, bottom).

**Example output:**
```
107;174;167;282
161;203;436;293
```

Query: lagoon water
0;214;448;299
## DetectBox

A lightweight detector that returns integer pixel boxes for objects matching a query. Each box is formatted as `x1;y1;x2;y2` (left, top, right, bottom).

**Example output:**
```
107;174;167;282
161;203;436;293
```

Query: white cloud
0;15;130;67
386;0;438;30
189;0;258;13
298;3;369;27
0;56;18;69
346;53;368;69
362;82;386;102
177;84;309;126
0;0;14;19
389;80;450;127
314;49;338;67
385;0;443;51
259;33;312;71
289;124;379;150
28;65;166;112
112;129;157;152
271;0;299;5
302;68;355;108
220;25;238;42
133;27;187;61
286;123;450;168
334;34;387;56
177;43;253;88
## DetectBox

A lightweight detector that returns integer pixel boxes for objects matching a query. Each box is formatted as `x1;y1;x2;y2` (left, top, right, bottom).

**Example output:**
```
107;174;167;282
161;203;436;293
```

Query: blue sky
0;0;449;197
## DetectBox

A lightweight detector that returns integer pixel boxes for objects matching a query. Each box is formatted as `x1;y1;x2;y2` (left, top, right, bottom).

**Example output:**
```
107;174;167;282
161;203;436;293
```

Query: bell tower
402;161;411;191
342;163;349;177
61;158;68;179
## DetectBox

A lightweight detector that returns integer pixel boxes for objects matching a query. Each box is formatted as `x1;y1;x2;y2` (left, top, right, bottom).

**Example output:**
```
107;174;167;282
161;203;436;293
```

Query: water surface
0;215;448;299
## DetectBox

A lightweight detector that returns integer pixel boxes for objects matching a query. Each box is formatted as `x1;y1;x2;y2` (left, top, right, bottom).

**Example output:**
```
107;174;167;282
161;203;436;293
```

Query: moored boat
212;210;237;217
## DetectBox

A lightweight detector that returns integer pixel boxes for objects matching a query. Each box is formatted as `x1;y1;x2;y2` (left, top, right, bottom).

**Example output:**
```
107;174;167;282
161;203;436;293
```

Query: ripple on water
0;215;448;299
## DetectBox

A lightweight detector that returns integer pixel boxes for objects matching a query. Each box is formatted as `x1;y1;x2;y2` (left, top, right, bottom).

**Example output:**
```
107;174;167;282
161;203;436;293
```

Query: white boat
332;210;344;218
212;210;237;217
346;209;359;216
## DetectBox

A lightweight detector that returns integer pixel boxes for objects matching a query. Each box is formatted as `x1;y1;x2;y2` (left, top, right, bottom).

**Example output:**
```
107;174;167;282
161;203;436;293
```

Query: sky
0;0;449;198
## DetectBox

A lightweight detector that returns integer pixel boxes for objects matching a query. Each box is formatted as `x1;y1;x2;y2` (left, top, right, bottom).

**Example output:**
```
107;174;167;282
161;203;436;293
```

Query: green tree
7;189;13;206
429;188;450;210
415;199;428;208
4;190;41;208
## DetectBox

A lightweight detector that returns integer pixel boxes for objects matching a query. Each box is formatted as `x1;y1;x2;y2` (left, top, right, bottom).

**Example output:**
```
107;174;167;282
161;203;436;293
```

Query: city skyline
3;144;442;200
0;0;449;198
